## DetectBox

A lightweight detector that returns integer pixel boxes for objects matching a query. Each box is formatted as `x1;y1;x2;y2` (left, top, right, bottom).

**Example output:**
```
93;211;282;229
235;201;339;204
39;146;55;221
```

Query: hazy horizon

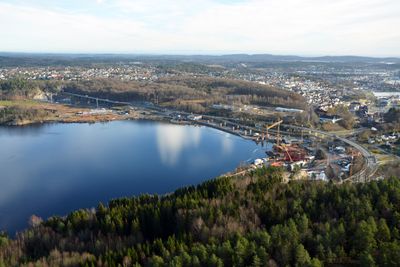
1;0;399;57
1;51;399;59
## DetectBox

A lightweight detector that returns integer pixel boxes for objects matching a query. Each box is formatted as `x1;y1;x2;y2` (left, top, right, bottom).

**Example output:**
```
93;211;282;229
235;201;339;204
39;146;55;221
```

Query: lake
0;120;269;234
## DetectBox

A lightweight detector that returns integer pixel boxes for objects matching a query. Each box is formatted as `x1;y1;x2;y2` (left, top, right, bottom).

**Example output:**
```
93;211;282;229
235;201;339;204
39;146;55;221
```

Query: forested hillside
0;167;399;266
63;76;307;111
1;76;307;114
0;79;58;99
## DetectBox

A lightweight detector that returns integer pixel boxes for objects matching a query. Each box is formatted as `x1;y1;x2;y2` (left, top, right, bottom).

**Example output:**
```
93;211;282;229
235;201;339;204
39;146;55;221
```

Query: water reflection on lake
0;121;267;234
156;124;202;166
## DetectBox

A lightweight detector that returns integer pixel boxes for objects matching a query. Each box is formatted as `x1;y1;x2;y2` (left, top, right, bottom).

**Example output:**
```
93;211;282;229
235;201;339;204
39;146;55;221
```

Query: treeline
62;78;202;103
385;107;400;122
0;78;61;99
159;76;307;110
0;106;51;125
0;167;399;266
1;76;308;114
383;108;400;129
63;76;308;112
325;105;356;130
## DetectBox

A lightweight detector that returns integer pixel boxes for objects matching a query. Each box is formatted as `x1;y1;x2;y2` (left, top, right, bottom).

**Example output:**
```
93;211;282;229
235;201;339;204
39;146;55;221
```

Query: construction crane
265;120;283;146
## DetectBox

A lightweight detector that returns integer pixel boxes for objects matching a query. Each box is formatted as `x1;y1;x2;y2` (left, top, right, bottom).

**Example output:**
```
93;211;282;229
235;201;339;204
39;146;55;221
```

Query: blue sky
0;0;399;56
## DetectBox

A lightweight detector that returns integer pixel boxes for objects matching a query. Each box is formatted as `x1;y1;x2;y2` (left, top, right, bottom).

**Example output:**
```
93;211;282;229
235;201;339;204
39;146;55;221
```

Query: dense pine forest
1;167;400;266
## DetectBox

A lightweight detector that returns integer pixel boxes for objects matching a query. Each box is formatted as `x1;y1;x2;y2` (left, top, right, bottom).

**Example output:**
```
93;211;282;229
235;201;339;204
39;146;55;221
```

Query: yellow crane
265;120;283;146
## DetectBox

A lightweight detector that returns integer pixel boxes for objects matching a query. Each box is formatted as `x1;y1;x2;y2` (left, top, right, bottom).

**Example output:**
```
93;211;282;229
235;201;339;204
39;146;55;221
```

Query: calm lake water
0;120;269;234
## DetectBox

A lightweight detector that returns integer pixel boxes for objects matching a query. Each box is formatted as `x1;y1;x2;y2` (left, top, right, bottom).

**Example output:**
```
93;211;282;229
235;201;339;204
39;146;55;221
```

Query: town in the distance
1;53;399;181
1;53;400;267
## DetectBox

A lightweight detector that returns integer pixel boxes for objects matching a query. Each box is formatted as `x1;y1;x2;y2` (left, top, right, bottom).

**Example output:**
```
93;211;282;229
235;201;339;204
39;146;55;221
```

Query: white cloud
0;0;399;56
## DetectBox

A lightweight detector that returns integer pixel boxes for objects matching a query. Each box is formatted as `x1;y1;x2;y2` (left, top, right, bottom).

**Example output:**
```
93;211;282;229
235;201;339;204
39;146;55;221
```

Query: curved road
61;91;378;182
200;115;378;182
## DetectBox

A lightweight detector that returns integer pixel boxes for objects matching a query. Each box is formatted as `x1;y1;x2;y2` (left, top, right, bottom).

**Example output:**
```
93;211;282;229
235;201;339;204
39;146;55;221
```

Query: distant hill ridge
0;52;399;66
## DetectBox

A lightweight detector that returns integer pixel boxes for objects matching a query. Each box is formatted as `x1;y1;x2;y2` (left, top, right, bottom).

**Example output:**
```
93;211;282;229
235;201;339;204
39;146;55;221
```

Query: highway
197;116;378;182
61;91;378;183
62;91;132;106
285;124;378;182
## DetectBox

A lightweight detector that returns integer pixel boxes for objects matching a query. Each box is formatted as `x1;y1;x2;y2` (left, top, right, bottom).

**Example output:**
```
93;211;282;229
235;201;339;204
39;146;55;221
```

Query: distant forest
1;53;400;67
0;77;308;112
0;79;62;99
0;167;399;266
63;76;307;112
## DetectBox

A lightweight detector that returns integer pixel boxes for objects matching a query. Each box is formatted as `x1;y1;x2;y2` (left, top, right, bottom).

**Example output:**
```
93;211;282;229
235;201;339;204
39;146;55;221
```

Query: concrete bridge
60;91;377;183
197;116;377;183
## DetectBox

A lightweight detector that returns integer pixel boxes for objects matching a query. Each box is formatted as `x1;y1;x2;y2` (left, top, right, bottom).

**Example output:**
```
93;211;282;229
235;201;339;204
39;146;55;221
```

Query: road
197;117;378;182
62;91;131;106
271;124;378;182
61;91;378;182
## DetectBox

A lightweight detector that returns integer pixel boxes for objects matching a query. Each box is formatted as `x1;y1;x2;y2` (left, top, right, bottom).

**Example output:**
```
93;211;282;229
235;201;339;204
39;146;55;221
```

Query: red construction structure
274;144;307;162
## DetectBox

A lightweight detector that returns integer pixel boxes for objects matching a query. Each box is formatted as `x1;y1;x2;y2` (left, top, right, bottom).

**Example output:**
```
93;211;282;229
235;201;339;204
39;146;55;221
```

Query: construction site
49;91;375;183
189;116;373;183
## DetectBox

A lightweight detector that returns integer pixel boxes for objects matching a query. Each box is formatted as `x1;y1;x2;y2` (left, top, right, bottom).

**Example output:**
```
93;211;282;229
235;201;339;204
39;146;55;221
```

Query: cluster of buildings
252;139;359;182
2;62;398;124
209;63;399;116
374;92;400;111
0;64;170;81
368;132;400;145
282;79;349;111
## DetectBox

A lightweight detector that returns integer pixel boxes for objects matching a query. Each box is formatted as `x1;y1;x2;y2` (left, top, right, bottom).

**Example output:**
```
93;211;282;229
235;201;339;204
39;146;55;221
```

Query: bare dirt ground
0;100;165;125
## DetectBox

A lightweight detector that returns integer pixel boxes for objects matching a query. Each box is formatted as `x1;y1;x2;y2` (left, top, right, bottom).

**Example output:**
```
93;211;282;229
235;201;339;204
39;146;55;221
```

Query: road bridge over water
60;91;377;183
197;116;377;183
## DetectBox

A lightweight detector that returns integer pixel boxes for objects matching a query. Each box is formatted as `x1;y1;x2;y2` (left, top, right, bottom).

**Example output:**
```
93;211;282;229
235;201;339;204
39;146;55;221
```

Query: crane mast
265;120;283;145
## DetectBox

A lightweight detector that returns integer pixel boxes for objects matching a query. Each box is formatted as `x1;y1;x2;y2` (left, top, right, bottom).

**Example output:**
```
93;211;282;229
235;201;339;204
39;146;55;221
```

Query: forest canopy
63;76;308;111
1;76;308;114
0;167;399;267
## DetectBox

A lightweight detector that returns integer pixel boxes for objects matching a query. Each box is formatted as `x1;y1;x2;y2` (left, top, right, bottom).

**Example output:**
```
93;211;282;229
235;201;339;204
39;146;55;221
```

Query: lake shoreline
0;120;267;234
0;99;173;127
0;114;168;126
0;108;171;127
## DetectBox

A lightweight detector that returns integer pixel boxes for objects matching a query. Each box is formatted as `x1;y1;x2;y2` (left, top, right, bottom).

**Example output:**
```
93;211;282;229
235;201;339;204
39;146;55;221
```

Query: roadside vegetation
378;162;400;178
326;105;356;130
382;108;400;132
0;167;399;266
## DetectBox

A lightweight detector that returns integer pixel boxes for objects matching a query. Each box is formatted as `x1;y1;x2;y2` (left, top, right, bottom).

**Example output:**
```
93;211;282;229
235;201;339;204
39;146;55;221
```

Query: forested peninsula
1;167;399;266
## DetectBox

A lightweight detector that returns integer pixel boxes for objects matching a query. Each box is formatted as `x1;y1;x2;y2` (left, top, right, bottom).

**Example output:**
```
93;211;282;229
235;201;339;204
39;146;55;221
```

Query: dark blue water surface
0;121;268;234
